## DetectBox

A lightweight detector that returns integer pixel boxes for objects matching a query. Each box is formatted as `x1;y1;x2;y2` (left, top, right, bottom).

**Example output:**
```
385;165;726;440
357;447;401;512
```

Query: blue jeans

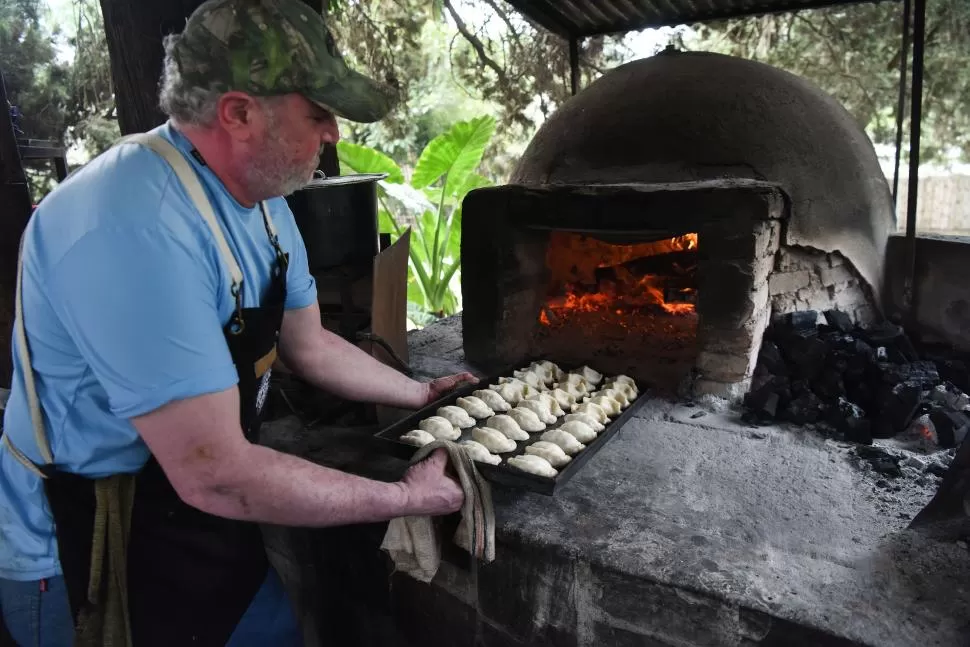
0;576;73;647
0;568;301;646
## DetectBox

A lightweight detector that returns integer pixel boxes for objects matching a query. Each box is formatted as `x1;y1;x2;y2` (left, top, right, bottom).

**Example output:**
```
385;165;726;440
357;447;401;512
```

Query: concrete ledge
391;317;970;647
388;412;968;647
261;317;969;647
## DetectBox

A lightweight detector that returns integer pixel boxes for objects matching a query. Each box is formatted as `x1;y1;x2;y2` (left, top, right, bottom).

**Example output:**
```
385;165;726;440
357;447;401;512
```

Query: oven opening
534;231;701;389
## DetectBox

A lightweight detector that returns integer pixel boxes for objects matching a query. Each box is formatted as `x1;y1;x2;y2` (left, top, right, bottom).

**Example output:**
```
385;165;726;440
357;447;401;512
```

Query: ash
835;434;953;520
676;388;950;521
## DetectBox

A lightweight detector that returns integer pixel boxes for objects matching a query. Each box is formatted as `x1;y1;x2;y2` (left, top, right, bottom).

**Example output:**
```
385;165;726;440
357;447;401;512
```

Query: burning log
540;231;700;324
594;250;698;285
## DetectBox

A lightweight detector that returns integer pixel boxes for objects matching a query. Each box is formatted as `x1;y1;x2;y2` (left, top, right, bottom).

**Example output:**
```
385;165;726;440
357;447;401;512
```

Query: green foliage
0;0;70;143
327;2;632;183
1;0;118;202
691;0;970;163
338;116;496;322
336;141;404;183
64;0;118;159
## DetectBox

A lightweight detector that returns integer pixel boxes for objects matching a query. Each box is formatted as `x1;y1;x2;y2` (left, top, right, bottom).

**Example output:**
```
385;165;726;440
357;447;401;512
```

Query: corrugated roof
504;0;893;37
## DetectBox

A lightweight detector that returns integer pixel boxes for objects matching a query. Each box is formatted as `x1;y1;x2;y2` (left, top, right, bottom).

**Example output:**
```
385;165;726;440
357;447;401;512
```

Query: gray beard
244;105;321;198
244;149;316;199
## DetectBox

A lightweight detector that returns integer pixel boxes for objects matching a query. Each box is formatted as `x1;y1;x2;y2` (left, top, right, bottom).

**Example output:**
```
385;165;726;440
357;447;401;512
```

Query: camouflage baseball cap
171;0;395;122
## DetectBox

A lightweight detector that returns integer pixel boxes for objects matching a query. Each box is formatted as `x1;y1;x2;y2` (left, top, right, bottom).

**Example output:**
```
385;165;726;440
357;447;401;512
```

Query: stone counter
263;315;970;647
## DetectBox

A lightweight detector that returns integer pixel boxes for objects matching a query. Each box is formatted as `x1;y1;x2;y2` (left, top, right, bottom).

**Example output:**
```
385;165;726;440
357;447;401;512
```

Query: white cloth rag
381;440;495;582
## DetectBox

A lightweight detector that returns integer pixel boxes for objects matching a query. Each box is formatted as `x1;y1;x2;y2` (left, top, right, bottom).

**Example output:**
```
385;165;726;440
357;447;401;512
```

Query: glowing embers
539;232;698;327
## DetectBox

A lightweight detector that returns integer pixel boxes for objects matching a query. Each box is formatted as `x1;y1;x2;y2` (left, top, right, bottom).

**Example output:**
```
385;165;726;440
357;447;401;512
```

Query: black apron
8;133;291;646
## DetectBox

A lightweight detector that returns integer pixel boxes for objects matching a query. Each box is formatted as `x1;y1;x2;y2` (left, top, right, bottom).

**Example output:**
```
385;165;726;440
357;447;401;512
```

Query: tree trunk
99;0;338;173
0;69;33;388
99;0;208;134
300;0;340;176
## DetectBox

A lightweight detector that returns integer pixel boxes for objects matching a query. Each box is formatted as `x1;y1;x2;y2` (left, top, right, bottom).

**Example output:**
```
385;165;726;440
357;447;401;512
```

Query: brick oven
461;51;895;400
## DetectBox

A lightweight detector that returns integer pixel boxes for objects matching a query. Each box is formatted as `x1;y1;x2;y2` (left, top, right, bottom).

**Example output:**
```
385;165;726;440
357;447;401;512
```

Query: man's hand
419;372;479;407
400;449;464;516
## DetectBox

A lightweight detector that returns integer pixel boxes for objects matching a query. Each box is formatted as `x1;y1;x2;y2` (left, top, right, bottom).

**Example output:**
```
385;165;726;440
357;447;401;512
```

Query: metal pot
285;172;389;271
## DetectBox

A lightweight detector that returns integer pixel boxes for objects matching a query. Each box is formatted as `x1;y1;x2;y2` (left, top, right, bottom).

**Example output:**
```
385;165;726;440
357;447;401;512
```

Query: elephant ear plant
337;116;496;325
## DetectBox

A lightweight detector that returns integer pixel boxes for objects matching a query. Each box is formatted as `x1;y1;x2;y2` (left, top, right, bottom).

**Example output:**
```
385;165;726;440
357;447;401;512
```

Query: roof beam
502;0;576;36
508;0;897;38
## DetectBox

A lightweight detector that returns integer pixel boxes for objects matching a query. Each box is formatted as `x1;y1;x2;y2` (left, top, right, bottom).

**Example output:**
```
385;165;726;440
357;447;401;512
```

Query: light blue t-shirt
0;122;317;580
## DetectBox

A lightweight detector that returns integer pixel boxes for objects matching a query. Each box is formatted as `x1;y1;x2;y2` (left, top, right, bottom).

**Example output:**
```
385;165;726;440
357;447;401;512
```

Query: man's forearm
184;442;410;526
280;324;426;408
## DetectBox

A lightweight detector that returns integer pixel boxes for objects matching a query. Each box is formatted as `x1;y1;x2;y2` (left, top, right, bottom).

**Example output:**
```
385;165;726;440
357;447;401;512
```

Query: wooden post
569;37;580;96
891;0;912;206
902;0;926;332
0;69;33;387
99;0;209;134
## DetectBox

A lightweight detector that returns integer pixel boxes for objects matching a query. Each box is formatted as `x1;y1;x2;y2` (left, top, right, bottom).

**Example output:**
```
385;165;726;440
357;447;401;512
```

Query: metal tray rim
371;361;644;495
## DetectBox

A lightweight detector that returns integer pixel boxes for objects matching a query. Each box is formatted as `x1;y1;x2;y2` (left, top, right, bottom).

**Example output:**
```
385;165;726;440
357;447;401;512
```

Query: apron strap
117;133;281;312
9;131;283;476
259;201;278;239
13;233;54;470
73;475;136;647
2;435;48;479
117;133;247;293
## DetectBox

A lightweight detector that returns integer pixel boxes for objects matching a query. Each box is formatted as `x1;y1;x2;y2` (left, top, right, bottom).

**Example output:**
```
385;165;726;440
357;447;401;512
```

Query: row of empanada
399;413;605;477
506;372;641;476
401;408;539;449
399;367;639;480
503;417;604;478
445;365;627;475
460;412;600;476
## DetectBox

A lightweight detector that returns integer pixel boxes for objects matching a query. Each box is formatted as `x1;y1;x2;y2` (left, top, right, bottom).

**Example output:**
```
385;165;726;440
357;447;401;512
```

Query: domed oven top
512;51;894;302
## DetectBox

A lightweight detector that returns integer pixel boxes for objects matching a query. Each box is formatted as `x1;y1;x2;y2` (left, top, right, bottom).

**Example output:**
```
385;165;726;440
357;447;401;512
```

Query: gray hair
158;34;221;127
158;34;286;129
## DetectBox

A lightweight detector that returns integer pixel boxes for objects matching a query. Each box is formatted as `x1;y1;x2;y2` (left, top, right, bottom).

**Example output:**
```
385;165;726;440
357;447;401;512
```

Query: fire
662;302;697;315
540;232;698;326
674;233;698;251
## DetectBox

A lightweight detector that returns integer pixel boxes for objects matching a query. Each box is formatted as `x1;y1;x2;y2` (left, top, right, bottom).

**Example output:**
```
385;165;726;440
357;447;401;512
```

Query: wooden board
370;229;411;426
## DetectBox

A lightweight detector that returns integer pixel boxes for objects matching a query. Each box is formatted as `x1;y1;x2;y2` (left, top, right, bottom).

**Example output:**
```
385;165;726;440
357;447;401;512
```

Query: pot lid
301;172;389;189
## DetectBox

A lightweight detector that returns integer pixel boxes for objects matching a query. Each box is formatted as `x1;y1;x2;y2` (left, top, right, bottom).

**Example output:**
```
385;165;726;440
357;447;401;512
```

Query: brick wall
693;220;780;400
769;247;878;326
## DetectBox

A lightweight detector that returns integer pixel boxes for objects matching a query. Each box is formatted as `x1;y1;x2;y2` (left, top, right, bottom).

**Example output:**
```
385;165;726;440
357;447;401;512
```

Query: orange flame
540;233;698;326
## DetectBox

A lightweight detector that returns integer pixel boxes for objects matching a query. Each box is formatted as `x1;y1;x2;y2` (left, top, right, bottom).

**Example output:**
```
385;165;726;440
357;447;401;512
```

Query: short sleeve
272;200;317;310
46;225;239;418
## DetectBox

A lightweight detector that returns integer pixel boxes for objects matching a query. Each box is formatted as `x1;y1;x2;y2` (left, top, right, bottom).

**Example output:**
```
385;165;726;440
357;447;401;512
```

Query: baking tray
371;363;646;495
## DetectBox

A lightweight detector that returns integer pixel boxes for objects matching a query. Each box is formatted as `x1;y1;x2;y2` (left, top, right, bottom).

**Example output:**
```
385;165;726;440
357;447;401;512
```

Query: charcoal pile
743;310;970;448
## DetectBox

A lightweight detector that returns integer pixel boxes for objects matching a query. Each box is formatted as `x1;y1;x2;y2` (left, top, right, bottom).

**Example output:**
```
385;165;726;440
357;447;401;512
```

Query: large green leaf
408;256;434;307
377;208;401;237
438;279;460;316
336;141;404;184
455;173;493;204
409;231;431;274
383;182;435;216
407;279;429;312
410;116;496;198
446;206;462;259
422;186;448;208
434;259;462;308
407;300;438;327
416;209;439;266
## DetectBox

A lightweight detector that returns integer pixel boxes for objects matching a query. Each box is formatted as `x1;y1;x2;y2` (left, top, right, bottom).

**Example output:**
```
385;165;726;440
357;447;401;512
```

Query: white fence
894;173;970;236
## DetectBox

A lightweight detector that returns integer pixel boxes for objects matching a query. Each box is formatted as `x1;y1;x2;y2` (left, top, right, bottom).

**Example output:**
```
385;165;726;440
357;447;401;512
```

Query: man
0;1;472;645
